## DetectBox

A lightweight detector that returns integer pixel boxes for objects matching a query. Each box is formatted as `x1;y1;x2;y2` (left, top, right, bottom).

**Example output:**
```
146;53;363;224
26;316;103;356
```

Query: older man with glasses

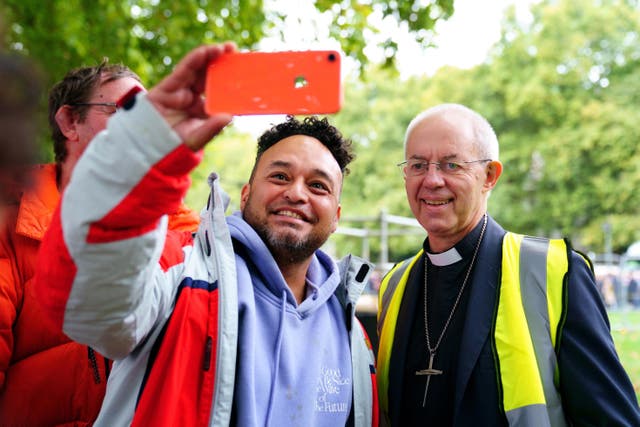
0;61;200;425
376;103;640;426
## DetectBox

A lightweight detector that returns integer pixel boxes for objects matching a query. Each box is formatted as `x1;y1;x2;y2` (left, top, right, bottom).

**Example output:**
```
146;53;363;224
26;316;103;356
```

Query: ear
240;183;250;210
54;105;79;143
330;204;341;233
483;160;503;192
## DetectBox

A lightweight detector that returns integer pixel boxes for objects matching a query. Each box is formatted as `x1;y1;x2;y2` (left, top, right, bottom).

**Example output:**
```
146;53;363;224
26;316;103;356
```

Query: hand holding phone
204;50;342;115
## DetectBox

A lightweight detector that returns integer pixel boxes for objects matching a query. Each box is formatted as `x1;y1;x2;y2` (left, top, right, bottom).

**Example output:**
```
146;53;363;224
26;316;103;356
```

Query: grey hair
404;103;499;160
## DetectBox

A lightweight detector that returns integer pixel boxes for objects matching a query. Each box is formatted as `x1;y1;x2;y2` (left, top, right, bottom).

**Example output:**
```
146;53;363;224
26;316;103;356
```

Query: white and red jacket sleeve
35;93;203;359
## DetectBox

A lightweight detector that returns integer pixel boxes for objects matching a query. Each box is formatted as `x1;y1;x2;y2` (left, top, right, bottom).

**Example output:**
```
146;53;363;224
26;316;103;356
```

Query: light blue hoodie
227;212;353;427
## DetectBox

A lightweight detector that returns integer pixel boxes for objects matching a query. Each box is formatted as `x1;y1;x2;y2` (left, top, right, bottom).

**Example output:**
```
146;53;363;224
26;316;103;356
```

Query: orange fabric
169;201;200;232
0;164;200;426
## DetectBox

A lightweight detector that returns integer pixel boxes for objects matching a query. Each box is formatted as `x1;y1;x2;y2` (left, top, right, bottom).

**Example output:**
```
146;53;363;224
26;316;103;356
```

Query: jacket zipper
88;346;101;384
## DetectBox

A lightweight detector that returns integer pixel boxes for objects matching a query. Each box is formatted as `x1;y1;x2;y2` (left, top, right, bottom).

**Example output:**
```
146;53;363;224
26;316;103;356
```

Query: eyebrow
266;160;338;187
409;154;459;161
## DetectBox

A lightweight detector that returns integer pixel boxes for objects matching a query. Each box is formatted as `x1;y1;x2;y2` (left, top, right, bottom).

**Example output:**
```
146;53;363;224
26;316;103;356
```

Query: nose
419;165;445;187
284;179;308;202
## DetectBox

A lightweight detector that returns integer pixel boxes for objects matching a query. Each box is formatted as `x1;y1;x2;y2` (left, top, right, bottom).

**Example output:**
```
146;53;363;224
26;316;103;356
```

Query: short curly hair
252;115;354;180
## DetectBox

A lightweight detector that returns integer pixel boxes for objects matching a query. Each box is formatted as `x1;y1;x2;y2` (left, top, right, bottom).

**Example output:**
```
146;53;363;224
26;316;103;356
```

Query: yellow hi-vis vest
377;232;572;426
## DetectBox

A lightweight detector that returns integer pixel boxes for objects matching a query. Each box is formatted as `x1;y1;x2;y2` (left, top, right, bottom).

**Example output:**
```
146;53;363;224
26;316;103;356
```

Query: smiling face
404;108;502;252
240;134;343;265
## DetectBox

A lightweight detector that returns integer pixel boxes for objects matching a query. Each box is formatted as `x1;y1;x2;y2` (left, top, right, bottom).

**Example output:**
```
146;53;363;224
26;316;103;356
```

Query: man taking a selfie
35;43;377;427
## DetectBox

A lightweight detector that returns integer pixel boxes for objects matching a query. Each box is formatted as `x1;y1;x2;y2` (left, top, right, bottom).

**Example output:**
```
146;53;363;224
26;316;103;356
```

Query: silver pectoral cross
415;352;442;407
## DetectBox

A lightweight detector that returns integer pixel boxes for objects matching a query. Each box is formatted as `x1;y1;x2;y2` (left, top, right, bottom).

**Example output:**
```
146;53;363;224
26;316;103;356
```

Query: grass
608;309;640;402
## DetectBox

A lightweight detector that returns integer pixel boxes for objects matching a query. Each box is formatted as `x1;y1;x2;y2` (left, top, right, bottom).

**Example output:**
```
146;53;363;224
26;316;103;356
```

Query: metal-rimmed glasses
397;158;492;177
69;102;119;115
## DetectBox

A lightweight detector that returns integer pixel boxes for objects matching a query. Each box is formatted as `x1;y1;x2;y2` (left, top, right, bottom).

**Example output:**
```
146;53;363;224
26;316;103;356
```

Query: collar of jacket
15;163;59;241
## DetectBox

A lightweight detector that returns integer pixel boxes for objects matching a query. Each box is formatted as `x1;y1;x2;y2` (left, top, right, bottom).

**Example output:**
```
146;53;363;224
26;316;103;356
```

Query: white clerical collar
426;247;462;266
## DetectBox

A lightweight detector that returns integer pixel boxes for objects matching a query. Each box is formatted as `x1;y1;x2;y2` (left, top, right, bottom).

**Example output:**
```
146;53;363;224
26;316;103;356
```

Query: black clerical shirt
397;220;485;426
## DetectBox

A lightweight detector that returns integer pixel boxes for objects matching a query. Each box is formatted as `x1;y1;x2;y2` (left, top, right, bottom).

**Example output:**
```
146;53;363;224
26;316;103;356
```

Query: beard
251;221;328;265
242;195;333;265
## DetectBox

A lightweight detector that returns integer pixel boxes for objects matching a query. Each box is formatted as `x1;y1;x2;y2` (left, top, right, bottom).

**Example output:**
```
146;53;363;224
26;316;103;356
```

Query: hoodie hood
226;211;340;315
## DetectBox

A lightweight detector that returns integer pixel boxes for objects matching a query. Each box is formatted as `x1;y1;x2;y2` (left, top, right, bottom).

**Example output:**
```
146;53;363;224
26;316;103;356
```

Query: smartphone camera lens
328;53;336;62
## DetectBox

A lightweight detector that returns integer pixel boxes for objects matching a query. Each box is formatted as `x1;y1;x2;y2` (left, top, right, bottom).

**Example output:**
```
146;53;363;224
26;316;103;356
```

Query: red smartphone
204;50;342;115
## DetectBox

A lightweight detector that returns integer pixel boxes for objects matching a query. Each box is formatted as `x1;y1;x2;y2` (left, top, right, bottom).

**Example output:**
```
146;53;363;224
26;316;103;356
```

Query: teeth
280;210;303;219
425;200;448;206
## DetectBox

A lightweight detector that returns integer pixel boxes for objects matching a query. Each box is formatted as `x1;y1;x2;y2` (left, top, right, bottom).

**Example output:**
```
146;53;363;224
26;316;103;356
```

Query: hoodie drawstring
265;289;287;426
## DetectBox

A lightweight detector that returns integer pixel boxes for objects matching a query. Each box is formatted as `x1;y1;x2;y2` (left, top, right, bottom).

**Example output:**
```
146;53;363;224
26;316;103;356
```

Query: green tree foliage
186;127;256;213
484;0;640;253
2;1;264;86
314;0;453;67
1;0;453;89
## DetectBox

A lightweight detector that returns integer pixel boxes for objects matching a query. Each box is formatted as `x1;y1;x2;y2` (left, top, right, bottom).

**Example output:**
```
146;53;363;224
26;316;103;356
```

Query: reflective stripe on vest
376;250;423;415
498;233;567;427
376;233;570;426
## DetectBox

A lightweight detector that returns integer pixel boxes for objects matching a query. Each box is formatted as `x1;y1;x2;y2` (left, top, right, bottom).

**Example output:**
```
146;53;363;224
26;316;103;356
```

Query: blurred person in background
0;52;41;214
627;271;640;309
